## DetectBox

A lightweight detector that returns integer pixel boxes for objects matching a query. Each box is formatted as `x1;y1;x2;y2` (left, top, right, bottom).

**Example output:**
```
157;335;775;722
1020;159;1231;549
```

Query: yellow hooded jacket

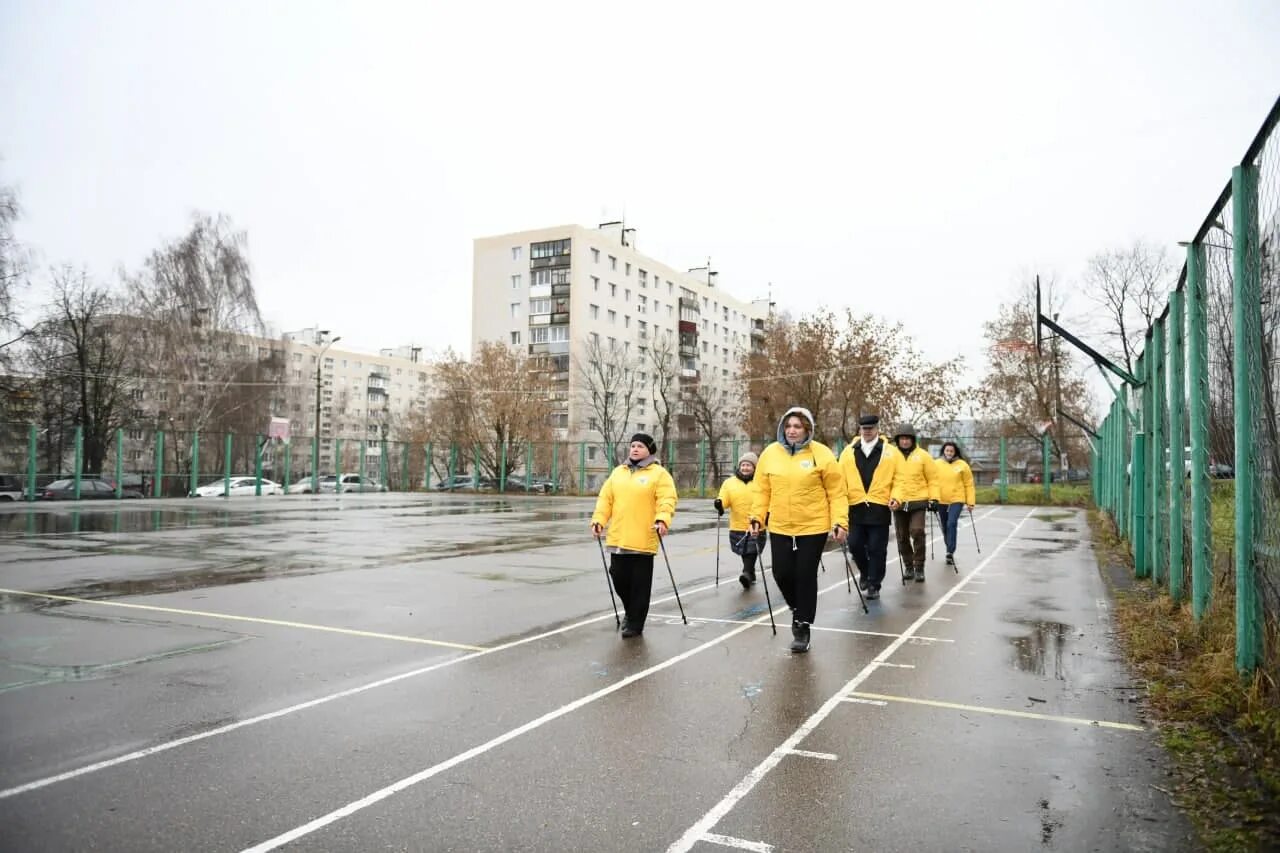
838;434;899;507
750;407;847;536
890;445;940;504
935;457;976;505
591;459;678;554
717;475;755;533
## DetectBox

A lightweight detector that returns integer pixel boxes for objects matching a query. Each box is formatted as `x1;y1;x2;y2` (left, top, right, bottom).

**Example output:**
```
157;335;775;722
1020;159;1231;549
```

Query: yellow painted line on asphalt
0;588;488;652
847;691;1145;731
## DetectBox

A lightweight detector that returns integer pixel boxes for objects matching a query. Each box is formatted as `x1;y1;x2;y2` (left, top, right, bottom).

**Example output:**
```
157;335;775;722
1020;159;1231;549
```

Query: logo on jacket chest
637;476;649;485
799;460;813;470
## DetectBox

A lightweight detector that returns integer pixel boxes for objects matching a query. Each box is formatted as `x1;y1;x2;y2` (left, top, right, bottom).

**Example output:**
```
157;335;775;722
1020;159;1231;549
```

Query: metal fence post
190;432;200;498
73;425;83;499
500;441;508;492
1132;432;1148;578
1177;239;1208;617
525;443;533;494
1151;316;1166;585
1169;289;1186;603
361;439;369;492
578;442;586;494
999;437;1008;503
224;433;232;497
699;439;707;497
1041;433;1051;500
472;444;480;491
311;436;319;494
1231;162;1262;672
114;428;123;499
255;435;264;496
154;429;165;498
26;424;37;501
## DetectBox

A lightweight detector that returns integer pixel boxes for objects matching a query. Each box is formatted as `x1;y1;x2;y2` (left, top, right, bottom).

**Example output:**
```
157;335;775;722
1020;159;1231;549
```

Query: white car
288;475;337;495
191;477;283;497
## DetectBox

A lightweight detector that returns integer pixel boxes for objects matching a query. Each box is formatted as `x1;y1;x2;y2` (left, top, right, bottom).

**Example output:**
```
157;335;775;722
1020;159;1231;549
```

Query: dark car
502;475;558;494
37;478;143;500
436;475;481;491
1209;462;1234;479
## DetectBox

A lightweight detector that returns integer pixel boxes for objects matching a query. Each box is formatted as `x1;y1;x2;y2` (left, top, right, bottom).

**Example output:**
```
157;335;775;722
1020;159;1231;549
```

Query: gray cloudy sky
3;0;1278;398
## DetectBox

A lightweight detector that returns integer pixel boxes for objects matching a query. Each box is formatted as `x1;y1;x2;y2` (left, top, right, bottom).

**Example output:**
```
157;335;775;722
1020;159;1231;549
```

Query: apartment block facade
473;224;769;471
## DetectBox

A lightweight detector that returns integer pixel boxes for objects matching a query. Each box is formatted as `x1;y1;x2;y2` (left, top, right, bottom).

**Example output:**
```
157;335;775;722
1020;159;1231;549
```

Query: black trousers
893;507;927;570
741;553;757;574
769;532;827;624
609;553;655;627
848;521;891;589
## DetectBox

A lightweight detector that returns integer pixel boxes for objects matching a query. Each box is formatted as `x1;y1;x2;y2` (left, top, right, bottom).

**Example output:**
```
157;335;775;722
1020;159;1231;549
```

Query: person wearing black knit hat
887;423;939;583
590;433;677;637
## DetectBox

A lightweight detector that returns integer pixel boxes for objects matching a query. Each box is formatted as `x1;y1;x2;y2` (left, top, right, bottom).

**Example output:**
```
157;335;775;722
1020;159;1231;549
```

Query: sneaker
790;621;811;653
858;575;869;592
914;567;925;583
621;620;643;638
866;587;880;601
739;572;751;589
945;553;955;566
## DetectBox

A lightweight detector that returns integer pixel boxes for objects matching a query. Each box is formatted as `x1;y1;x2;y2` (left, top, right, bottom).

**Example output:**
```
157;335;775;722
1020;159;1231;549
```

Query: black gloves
713;498;724;516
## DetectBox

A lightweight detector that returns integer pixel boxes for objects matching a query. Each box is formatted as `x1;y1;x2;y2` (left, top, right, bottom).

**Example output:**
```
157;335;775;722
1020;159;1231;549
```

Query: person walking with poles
750;407;847;653
933;440;975;567
888;423;938;583
716;451;766;589
591;433;678;638
837;414;898;601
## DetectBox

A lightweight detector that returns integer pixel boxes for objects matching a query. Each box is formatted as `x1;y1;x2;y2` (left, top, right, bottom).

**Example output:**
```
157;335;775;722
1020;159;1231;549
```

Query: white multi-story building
473;223;769;469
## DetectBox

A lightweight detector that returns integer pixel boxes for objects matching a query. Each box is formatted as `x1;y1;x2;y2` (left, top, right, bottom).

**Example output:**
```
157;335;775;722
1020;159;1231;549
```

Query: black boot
866;586;880;601
945;553;954;566
790;620;811;653
621;617;643;638
858;575;869;592
914;566;925;582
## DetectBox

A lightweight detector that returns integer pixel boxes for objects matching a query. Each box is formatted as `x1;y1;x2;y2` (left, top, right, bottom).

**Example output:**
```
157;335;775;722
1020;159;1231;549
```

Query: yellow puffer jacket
750;408;847;536
935;458;976;505
717;475;755;532
890;446;940;504
838;436;899;507
591;461;678;554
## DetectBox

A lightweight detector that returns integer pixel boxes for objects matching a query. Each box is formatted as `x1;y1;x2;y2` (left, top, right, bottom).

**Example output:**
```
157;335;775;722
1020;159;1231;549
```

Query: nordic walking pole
714;511;721;587
842;540;869;613
595;534;621;629
928;505;935;562
968;506;981;554
752;530;777;635
656;525;687;624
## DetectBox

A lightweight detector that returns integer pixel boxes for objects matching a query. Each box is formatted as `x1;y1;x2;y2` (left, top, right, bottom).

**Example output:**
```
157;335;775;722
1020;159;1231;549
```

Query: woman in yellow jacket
933;440;976;567
591;433;678;638
749;407;847;653
715;451;766;588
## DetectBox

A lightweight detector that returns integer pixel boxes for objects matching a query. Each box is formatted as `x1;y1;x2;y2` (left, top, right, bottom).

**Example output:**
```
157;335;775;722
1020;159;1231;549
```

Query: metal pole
1186;242;1211;620
1132;432;1148;578
73;425;83;499
998;437;1008;503
155;429;165;498
525;443;533;494
26;424;37;501
424;441;432;489
190;432;200;498
114;428;123;499
1151;317;1166;585
1168;289;1186;604
500;441;508;492
578;441;586;494
699;439;707;497
254;435;264;496
472;445;480;490
224;433;232;497
1041;433;1050;500
360;439;368;492
1231;163;1261;672
313;360;321;493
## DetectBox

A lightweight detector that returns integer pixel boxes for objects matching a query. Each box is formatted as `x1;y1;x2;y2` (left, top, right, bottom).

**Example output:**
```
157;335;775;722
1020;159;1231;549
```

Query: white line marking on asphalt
665;509;1036;853
956;590;981;595
785;749;838;761
646;613;952;644
872;662;915;669
926;617;952;622
239;508;1005;851
842;697;887;707
701;833;775;852
2;508;1001;805
849;692;1146;732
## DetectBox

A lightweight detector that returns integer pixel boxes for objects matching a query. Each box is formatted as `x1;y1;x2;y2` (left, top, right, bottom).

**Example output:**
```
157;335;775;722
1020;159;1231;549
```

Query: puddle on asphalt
1007;618;1073;680
0;508;261;537
1033;511;1075;523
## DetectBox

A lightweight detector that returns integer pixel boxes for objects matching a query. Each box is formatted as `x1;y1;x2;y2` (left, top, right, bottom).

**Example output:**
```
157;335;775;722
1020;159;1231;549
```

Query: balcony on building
530;284;553;299
678;319;698;335
680;367;700;381
550;311;570;325
529;238;572;269
750;321;766;340
678;343;698;358
678;296;700;313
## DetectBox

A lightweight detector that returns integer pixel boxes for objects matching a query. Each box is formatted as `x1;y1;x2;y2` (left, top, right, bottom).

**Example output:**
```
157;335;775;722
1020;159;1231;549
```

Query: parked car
0;473;24;501
436;475;481;491
289;475;337;495
1209;462;1234;479
335;474;387;493
502;475;558;494
37;478;143;500
190;477;283;497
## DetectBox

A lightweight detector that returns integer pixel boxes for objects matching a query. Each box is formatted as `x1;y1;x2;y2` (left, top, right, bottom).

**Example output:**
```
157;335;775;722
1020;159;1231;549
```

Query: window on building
625;288;630;302
608;336;617;348
293;369;302;379
549;325;569;342
638;270;647;287
668;305;674;318
589;304;600;319
510;302;520;318
624;315;631;328
292;352;302;362
609;283;617;297
531;238;571;258
530;298;552;314
668;281;674;294
607;309;616;324
592;248;600;263
511;274;522;289
552;268;570;284
510;331;521;345
703;341;709;353
592;275;600;291
625;262;631;276
637;423;646;432
530;327;549;344
588;446;598;460
609;256;617;270
590;332;600;346
512;246;523;261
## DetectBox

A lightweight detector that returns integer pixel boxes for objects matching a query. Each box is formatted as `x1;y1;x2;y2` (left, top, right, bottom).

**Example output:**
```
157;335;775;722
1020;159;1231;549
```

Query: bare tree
125;213;276;474
28;268;136;473
1082;240;1173;377
646;330;680;453
682;378;741;483
576;334;641;465
1;180;30;371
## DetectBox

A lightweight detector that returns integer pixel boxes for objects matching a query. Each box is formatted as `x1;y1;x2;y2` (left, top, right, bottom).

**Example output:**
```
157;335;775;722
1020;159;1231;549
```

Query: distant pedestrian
715;451;766;589
888;423;939;583
933;441;975;566
837;414;898;600
590;433;678;638
750;407;847;653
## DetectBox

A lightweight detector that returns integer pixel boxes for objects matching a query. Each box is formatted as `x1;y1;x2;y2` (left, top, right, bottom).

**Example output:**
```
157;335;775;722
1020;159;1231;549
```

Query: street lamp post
310;330;341;493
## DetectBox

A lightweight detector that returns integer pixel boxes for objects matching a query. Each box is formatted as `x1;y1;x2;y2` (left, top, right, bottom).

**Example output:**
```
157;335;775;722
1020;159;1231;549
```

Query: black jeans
769;532;827;624
609;553;654;627
848;521;891;589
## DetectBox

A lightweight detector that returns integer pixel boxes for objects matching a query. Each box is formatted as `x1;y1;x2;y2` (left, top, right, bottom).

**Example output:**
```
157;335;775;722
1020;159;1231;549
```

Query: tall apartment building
473;223;769;473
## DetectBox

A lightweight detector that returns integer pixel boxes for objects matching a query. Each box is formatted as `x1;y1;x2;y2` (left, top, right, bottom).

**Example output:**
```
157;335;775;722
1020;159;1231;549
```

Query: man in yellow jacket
591;433;678;637
887;423;939;583
837;413;897;600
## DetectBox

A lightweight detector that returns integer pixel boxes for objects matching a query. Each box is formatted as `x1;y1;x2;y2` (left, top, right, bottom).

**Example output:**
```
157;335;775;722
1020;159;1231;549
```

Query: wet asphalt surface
0;495;1197;852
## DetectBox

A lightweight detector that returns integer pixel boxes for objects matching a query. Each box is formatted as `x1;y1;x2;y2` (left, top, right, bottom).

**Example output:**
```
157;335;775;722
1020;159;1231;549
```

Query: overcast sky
3;0;1278;404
